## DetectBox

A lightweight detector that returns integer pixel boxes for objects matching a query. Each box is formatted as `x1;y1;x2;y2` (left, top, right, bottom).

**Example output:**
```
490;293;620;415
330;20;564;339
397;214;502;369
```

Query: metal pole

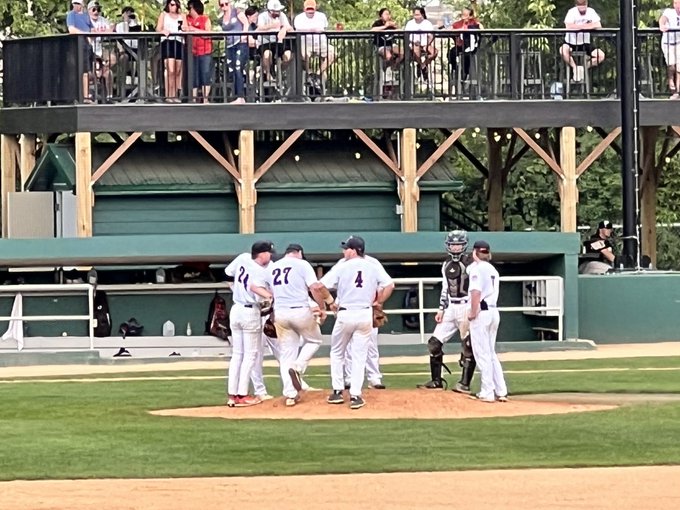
618;0;641;268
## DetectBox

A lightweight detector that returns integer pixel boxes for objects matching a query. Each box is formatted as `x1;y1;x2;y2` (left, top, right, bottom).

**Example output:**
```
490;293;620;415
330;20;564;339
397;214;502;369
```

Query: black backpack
205;291;231;343
402;287;420;330
93;290;112;337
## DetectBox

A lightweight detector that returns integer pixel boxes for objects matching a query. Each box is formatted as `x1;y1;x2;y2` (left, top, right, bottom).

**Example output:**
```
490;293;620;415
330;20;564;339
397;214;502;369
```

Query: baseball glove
372;304;388;328
259;299;273;317
263;317;277;338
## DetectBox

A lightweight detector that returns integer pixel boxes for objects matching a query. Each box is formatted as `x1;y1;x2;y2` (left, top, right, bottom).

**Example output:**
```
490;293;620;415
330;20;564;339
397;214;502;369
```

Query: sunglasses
219;1;229;5
90;6;101;11
169;2;178;6
305;8;315;11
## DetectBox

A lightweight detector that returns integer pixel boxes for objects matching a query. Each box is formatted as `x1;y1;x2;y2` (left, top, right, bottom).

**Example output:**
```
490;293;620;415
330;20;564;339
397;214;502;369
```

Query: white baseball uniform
225;253;268;397
321;256;393;397
250;326;281;398
467;260;507;401
266;255;323;399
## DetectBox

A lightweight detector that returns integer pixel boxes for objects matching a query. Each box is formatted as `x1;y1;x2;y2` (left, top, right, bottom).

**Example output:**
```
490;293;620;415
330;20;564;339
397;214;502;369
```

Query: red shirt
188;14;213;56
452;18;480;47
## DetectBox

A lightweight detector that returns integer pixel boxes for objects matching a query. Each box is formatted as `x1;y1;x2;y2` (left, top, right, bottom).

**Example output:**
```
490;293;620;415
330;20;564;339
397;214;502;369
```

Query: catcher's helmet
445;230;468;260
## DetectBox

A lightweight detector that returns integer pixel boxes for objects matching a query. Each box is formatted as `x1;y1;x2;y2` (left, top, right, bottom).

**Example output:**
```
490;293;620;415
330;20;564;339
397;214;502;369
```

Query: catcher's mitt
263;317;277;338
372;304;388;328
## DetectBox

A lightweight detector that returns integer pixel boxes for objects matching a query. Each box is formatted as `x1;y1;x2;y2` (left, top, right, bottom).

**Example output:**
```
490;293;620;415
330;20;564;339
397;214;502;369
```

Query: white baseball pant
432;302;469;343
227;303;262;397
344;327;381;386
469;309;507;401
330;308;373;397
251;331;281;397
275;307;323;399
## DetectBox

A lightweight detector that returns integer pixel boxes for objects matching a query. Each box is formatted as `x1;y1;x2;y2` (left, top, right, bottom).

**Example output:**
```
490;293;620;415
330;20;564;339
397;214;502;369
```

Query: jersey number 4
354;271;363;288
273;267;292;285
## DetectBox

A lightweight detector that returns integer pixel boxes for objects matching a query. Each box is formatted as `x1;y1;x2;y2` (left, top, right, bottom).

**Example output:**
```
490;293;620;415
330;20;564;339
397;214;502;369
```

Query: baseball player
312;235;393;409
249;323;279;401
224;240;274;408
466;240;508;403
265;243;326;407
417;230;477;394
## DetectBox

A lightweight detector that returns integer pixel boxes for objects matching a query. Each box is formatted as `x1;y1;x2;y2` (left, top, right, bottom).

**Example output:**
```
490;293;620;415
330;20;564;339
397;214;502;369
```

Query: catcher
417;230;477;394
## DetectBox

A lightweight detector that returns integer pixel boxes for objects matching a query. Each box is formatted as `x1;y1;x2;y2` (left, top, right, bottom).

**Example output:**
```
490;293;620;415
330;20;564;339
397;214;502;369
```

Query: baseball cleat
417;379;446;390
303;385;323;392
234;395;262;407
257;394;274;401
289;368;303;392
497;395;509;403
327;390;345;404
368;382;386;390
453;382;472;395
226;395;237;407
285;396;299;407
469;394;495;403
349;396;365;409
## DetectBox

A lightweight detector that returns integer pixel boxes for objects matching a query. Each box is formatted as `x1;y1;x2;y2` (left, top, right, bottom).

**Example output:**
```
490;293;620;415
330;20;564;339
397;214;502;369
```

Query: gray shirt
257;11;290;45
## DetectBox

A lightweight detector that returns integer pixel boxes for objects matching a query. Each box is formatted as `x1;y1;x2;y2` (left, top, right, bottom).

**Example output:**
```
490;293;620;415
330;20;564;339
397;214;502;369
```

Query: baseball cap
341;235;365;254
304;0;317;10
72;0;83;4
266;0;285;11
251;240;275;257
598;220;613;229
285;243;305;258
473;240;491;253
122;5;135;14
87;0;100;9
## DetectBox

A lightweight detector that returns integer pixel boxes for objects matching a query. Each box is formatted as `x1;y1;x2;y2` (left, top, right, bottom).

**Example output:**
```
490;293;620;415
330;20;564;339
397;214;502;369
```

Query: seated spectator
257;0;293;86
447;7;483;83
560;0;605;83
88;1;116;102
186;0;213;103
156;0;186;102
115;6;140;51
66;0;94;103
404;7;438;82
294;0;336;88
659;1;680;99
114;6;141;97
371;8;403;72
579;220;616;274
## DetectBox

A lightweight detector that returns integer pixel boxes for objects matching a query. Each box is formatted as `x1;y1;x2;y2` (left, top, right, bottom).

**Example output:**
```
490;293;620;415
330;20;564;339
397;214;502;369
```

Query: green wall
93;195;239;236
579;273;680;342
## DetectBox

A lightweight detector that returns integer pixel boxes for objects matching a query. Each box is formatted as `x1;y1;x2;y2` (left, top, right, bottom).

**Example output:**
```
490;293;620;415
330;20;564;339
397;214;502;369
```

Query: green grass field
1;356;680;481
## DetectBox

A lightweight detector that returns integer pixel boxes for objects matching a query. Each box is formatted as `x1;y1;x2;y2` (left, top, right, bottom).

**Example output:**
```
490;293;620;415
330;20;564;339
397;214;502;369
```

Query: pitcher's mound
151;389;616;420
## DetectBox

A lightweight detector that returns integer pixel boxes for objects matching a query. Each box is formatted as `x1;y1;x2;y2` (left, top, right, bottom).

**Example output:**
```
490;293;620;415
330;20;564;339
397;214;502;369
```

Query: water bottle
186;322;192;336
550;81;563;100
162;320;175;337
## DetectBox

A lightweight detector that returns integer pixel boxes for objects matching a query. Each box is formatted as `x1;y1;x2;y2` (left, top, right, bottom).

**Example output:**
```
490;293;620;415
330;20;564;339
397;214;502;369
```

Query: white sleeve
320;264;340;290
249;264;267;288
564;8;575;24
468;265;482;292
376;263;393;288
321;13;328;29
224;254;241;278
302;262;319;288
590;9;601;23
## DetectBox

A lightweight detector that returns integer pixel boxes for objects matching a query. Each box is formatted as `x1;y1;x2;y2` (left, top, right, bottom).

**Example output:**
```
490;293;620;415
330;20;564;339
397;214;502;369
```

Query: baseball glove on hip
263;317;277;338
372;304;388;328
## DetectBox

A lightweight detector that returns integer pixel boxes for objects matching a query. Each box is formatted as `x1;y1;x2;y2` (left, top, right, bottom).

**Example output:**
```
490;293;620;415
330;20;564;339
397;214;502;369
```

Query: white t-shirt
225;253;268;306
321;256;393;309
467;261;500;308
564;7;600;46
115;21;139;50
404;18;434;47
266;256;318;309
257;11;291;45
90;16;112;56
661;8;680;45
294;11;328;49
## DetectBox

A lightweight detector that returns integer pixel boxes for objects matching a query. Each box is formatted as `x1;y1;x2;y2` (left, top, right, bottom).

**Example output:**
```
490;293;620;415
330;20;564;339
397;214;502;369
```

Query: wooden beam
400;128;419;232
416;128;465;179
640;126;660;266
90;132;142;185
19;134;36;190
453;139;488;177
189;130;240;180
487;129;504;231
576;127;621;177
559;127;578;233
239;130;256;234
1;135;19;237
222;132;238;170
504;142;530;177
75;132;93;237
594;126;623;157
670;125;680;139
383;130;399;166
353;129;401;177
514;128;564;178
254;129;304;182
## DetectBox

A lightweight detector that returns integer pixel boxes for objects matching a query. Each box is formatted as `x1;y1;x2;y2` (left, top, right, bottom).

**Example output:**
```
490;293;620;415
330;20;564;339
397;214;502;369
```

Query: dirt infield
151;389;616;420
2;466;680;510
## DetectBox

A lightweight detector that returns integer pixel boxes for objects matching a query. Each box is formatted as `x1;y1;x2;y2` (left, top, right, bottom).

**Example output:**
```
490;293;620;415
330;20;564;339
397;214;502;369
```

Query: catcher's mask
445;230;468;261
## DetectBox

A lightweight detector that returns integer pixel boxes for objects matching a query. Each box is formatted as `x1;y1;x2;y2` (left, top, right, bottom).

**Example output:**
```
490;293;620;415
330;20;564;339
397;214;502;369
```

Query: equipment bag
402;287;420;330
93;290;112;337
205;291;231;343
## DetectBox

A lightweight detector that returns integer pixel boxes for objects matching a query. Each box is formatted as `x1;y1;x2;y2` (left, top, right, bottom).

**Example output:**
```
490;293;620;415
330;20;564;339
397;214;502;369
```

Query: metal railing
2;28;679;106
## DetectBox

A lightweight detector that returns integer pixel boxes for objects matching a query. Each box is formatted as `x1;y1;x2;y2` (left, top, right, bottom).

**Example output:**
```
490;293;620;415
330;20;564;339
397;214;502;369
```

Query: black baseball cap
598;220;613;229
285;243;305;258
122;5;134;14
473;240;491;253
251;240;275;257
341;235;365;254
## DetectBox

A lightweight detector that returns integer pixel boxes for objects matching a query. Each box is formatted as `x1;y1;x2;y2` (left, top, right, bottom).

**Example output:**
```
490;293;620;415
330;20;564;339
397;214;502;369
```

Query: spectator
257;0;293;86
560;0;605;83
294;0;336;89
66;0;95;103
156;0;186;102
245;6;260;62
447;7;483;84
371;8;403;73
186;0;213;103
87;1;115;102
404;7;437;82
220;0;249;104
659;1;680;99
115;6;140;50
580;220;616;274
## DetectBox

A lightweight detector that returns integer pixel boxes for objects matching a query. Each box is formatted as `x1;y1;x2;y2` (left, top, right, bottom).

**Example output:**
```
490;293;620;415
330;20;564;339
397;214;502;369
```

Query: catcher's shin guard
459;358;476;387
417;337;451;389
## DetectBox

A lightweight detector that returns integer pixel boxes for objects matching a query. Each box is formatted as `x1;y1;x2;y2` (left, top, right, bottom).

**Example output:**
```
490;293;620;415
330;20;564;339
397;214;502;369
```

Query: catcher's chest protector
443;258;470;299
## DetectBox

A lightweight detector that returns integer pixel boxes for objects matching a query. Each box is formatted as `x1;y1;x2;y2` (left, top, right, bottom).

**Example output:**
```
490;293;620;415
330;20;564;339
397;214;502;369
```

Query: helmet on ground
445;230;468;259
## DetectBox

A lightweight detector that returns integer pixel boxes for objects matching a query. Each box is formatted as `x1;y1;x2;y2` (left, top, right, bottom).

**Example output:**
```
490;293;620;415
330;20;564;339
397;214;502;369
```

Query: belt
338;307;370;311
241;304;255;308
450;299;468;304
480;300;496;311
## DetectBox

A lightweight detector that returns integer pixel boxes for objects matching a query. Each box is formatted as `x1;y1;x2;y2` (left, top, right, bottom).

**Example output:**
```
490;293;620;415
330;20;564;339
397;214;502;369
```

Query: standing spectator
294;0;336;89
659;1;680;99
156;0;186;102
88;1;115;102
371;8;403;73
404;7;438;82
115;6;139;50
220;0;250;104
186;0;213;103
466;240;508;403
560;0;605;83
66;0;94;103
257;0;293;86
447;7;483;84
245;6;260;62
